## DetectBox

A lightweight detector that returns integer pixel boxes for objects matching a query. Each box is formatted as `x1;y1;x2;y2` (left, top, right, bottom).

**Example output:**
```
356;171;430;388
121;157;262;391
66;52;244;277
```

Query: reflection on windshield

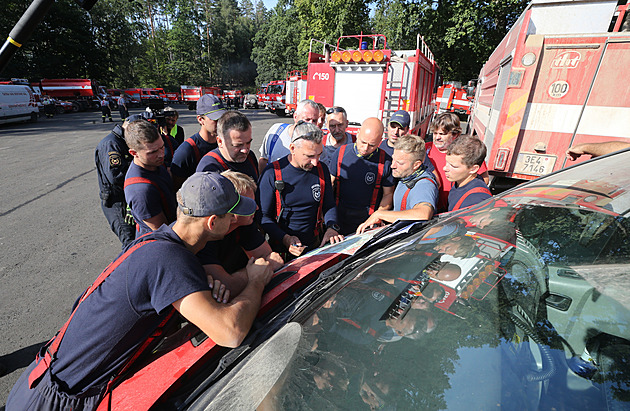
258;195;630;410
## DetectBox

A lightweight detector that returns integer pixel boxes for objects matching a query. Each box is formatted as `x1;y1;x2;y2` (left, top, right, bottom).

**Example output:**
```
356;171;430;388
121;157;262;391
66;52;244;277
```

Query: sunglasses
326;106;346;115
292;120;320;142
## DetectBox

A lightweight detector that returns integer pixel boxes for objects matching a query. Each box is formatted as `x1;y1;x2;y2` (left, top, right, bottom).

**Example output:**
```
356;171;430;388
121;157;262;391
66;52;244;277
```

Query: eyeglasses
326;106;346;115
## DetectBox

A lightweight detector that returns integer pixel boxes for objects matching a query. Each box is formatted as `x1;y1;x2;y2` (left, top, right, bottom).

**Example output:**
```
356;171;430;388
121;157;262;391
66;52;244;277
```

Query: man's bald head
356;117;385;157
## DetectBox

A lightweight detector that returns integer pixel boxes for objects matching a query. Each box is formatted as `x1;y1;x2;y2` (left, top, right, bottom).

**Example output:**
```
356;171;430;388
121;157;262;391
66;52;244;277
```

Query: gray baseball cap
196;94;226;120
178;172;256;217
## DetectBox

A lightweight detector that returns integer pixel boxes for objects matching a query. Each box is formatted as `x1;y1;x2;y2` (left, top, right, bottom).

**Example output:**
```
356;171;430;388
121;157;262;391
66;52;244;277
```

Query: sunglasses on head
326;106;346;115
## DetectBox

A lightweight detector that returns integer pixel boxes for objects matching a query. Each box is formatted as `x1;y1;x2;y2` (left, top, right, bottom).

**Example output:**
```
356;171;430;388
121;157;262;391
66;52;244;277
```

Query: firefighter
123;120;177;238
196;111;258;182
7;172;271;411
443;135;492;212
164;106;185;145
258;99;321;174
320;106;354;169
100;97;113;123
356;134;438;234
117;95;129;119
197;170;284;296
329;117;395;235
94;115;141;248
258;121;343;258
171;94;226;191
425;112;489;213
43;97;55;118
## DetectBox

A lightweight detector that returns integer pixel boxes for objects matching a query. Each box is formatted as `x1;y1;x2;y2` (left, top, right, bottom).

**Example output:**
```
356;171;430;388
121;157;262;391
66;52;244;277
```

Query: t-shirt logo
372;291;385;301
365;172;376;185
311;184;321;202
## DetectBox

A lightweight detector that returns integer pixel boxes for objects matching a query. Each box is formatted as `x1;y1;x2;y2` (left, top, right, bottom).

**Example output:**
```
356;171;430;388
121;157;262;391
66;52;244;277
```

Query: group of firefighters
8;90;629;409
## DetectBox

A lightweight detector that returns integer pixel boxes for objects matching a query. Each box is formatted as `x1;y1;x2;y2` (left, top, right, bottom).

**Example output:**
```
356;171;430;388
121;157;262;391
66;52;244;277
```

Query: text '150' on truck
468;0;630;192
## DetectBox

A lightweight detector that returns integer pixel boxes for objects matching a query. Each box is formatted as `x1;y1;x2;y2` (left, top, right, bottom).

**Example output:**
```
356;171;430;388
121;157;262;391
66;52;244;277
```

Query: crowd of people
11;92;627;410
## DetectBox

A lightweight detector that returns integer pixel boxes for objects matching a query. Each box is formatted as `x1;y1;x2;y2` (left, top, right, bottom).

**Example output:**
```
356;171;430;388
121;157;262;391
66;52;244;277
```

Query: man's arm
356;202;434;234
567;141;630;160
173;257;273;348
245;242;284;271
377;185;394;211
203;264;249;297
143;212;168;231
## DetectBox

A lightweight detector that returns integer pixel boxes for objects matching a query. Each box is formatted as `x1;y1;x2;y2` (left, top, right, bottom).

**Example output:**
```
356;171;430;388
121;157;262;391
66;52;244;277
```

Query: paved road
0;106;283;407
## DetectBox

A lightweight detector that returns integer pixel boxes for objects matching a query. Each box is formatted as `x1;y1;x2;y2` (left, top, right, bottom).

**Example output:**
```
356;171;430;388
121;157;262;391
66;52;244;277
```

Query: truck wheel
30;112;38;123
188;103;196;110
71;102;80;112
56;106;65;115
275;109;286;117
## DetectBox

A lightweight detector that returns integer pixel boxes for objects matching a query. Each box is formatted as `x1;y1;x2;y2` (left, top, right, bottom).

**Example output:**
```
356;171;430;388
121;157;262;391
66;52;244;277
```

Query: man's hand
356;212;383;235
265;252;284;271
566;144;589;161
283;234;306;257
245;257;274;287
320;228;344;247
209;278;230;304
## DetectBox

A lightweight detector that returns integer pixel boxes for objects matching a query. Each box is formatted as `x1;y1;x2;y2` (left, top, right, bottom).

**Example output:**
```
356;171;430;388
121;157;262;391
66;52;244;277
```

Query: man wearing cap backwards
171;94;227;191
258;99;321;174
95;116;145;248
7;172;273;411
258;121;343;258
196;111;259;182
356;134;438;234
124;120;177;238
329;117;395;235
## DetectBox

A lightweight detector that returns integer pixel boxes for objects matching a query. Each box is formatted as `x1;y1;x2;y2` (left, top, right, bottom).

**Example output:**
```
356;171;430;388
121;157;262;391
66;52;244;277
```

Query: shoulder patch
109;151;122;167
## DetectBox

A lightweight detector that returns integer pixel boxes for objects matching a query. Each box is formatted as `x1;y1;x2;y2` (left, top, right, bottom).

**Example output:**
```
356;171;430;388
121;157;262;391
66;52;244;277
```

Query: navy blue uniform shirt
171;132;218;181
196;148;259;181
95;124;132;205
447;175;492;211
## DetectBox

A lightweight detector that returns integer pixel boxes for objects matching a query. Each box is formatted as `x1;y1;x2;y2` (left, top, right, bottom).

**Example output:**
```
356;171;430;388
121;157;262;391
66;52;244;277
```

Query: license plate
514;153;557;176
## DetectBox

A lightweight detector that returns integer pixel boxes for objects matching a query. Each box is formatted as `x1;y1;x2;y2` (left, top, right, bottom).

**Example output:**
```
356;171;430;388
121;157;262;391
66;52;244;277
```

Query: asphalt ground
0;105;282;408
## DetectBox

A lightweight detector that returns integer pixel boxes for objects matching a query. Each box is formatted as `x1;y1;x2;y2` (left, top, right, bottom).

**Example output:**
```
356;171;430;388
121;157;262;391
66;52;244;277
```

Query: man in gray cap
7;172;272;411
171;94;226;190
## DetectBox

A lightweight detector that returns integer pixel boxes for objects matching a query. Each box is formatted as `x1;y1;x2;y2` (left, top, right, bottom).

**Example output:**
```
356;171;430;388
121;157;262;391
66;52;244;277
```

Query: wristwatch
327;223;341;232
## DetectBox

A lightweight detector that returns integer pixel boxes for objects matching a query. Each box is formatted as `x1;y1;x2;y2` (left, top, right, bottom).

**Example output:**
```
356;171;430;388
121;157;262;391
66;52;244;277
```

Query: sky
262;0;277;11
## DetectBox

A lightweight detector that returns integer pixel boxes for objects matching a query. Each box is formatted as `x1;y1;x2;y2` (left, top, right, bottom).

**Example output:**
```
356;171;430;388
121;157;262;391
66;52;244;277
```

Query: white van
0;84;39;125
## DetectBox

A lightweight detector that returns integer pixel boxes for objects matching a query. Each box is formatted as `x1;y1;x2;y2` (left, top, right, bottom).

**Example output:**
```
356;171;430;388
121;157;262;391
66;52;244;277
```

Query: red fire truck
180;86;223;110
256;83;268;108
435;82;473;117
306;33;439;135
285;70;307;116
264;79;287;115
468;0;630;190
35;78;108;111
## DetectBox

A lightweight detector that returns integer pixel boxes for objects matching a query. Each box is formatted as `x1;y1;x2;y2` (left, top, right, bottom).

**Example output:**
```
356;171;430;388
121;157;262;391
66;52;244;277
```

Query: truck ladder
380;60;407;125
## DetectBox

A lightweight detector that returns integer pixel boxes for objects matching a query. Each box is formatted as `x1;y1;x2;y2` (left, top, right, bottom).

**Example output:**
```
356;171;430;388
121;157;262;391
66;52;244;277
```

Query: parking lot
0;106;281;407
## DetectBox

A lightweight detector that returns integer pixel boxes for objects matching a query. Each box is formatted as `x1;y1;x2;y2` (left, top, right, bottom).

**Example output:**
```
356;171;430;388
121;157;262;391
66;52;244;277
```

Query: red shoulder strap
315;163;326;234
185;137;201;163
452;186;492;211
162;133;173;155
369;149;386;214
28;239;157;388
273;161;282;219
207;151;229;170
334;145;347;206
400;177;437;211
247;153;259;179
124;176;171;220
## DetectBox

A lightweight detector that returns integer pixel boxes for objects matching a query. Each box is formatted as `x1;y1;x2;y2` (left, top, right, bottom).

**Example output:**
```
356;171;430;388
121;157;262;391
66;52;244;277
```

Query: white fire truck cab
469;0;630;191
305;33;439;136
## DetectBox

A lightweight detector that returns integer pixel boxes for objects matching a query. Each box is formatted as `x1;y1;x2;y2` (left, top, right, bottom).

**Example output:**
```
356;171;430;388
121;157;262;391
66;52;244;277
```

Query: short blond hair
394;134;426;162
220;170;256;195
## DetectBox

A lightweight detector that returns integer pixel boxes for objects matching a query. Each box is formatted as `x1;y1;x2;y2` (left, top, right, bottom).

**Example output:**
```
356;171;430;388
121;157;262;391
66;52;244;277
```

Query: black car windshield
256;152;630;410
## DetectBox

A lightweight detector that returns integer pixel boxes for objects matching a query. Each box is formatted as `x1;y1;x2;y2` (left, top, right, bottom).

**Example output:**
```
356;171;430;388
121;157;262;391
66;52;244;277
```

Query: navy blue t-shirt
196;148;259;181
329;145;394;233
124;162;177;237
171;132;218;181
258;156;338;247
447;175;492;211
196;223;265;271
50;225;210;393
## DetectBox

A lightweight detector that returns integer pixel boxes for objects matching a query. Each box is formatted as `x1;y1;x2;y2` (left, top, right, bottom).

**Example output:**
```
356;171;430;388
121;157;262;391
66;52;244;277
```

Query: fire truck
435;81;473;117
285;70;307;116
223;89;244;108
468;0;630;191
180;85;223;110
35;78;108;111
306;33;439;135
264;79;287;115
256;83;268;108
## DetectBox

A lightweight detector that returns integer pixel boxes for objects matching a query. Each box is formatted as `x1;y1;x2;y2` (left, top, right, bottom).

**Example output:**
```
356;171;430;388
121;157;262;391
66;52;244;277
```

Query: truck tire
188;102;196;110
275;109;286;117
56;106;65;115
71;102;80;112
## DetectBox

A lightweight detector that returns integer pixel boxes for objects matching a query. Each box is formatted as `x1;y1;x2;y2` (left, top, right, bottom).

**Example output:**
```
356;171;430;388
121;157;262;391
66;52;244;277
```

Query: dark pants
119;107;129;120
102;201;136;248
6;356;105;411
101;106;112;122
